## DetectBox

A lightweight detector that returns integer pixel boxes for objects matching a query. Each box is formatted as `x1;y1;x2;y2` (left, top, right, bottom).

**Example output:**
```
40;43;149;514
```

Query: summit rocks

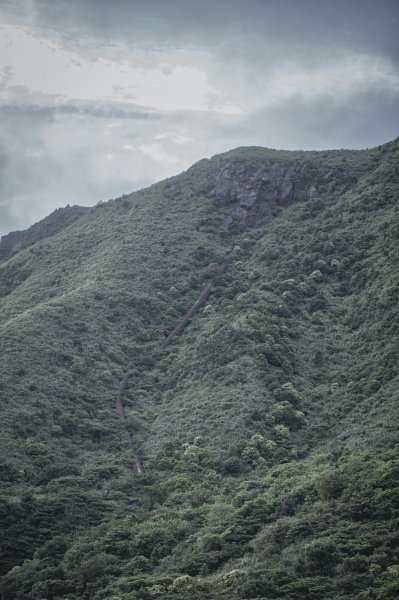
208;158;355;226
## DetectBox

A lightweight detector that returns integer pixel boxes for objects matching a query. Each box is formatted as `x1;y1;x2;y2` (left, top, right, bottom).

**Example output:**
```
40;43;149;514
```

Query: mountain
0;139;398;600
0;205;89;263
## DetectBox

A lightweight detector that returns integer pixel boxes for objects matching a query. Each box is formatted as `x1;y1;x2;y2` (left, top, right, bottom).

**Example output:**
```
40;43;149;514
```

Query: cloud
0;0;398;236
259;54;399;107
231;89;399;150
3;0;397;68
0;100;160;120
0;106;220;236
0;23;241;114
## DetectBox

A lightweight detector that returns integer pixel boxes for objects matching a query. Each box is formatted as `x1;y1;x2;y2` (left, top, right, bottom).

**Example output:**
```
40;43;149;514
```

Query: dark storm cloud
0;102;160;121
6;0;398;61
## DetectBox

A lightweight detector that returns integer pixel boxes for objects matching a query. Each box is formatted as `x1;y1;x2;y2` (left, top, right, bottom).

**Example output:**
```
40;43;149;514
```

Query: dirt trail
116;380;142;479
160;255;232;350
115;252;234;475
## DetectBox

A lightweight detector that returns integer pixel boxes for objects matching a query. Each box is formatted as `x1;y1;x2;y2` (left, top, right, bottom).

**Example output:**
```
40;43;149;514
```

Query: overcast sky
0;0;398;235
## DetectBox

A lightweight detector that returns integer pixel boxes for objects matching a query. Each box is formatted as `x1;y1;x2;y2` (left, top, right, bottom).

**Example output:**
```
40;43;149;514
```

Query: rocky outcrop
0;205;88;262
208;159;355;227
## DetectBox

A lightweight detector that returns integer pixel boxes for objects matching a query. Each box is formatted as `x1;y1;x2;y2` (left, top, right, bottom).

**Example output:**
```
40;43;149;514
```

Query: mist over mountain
0;139;398;600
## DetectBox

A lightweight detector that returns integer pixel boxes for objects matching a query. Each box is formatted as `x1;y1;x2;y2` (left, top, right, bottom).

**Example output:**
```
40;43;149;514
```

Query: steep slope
0;205;88;262
0;140;398;600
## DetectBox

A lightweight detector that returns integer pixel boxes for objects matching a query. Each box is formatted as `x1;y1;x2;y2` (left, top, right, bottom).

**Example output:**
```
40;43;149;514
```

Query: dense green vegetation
0;139;398;599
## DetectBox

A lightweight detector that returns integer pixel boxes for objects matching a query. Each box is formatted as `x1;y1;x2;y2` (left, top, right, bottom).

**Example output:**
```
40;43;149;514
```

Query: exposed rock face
208;159;354;227
0;205;88;262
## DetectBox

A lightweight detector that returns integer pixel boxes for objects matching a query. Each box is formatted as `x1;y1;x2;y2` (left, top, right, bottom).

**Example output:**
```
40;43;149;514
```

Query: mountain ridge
2;139;395;260
0;138;398;599
0;205;89;263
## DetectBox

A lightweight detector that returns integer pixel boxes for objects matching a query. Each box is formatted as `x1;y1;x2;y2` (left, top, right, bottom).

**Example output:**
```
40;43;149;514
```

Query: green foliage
0;138;398;599
273;382;302;407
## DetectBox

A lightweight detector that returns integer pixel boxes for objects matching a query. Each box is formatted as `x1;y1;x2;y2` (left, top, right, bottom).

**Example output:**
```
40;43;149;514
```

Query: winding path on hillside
115;252;234;475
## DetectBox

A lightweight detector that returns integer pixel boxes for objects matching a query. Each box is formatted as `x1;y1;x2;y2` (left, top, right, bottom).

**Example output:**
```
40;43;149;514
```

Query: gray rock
208;157;350;227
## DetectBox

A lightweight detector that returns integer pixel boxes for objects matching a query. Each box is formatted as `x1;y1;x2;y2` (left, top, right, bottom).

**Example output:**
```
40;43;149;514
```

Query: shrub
309;269;323;282
223;456;242;474
25;437;47;455
300;539;338;575
273;383;302;407
273;402;306;430
317;470;345;500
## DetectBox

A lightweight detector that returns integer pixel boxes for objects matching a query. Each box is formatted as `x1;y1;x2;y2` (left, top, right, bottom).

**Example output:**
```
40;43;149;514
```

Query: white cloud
1;22;397;119
0;23;242;114
246;53;399;110
154;128;193;145
138;142;183;166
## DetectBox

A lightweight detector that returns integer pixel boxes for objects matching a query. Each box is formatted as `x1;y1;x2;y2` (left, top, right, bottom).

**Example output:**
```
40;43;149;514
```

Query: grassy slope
0;140;398;599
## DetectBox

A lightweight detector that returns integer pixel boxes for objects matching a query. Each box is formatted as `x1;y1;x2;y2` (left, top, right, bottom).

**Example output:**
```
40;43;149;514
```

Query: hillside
0;205;89;263
0;139;398;600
